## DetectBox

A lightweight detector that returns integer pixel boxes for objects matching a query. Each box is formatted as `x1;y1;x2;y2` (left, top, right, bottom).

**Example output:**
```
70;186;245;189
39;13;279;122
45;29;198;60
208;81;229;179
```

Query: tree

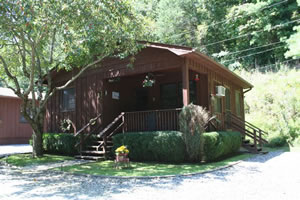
0;0;145;157
285;0;300;58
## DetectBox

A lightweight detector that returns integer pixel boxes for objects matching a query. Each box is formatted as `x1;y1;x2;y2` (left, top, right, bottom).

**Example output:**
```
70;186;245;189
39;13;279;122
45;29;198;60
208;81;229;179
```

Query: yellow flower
115;145;129;154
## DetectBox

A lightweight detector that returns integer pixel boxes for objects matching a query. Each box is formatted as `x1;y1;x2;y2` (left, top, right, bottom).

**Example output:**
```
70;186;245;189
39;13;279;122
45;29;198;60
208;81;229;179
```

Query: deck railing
123;108;182;132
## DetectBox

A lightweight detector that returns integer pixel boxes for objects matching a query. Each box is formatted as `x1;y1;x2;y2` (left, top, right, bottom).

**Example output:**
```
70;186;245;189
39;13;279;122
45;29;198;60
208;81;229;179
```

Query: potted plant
142;73;155;87
115;145;129;162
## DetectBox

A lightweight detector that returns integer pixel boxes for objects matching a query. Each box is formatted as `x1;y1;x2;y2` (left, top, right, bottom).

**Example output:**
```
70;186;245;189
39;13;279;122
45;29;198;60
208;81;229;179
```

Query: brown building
0;88;33;144
46;42;253;132
46;42;268;158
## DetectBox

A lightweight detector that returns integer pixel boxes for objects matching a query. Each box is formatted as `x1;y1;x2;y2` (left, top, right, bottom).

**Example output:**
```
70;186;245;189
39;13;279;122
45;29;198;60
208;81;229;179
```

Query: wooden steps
75;155;105;161
225;112;269;154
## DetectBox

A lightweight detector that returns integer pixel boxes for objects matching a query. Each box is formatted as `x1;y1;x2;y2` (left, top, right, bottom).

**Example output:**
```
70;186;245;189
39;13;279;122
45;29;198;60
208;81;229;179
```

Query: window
161;83;178;109
214;96;222;113
19;114;28;123
161;81;197;109
214;82;222;113
235;90;241;116
225;88;231;111
19;107;31;123
62;88;75;111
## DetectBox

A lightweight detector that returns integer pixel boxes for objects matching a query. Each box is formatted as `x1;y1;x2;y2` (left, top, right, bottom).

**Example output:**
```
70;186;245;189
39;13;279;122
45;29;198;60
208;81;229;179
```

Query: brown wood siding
186;57;245;129
0;98;32;144
46;47;246;132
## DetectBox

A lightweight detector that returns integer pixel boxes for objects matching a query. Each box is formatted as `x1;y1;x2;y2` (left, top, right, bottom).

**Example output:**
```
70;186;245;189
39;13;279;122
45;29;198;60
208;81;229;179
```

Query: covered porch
102;66;209;131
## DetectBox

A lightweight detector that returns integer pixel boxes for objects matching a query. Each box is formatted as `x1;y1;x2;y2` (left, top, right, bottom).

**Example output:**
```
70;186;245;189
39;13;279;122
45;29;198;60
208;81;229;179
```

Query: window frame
235;90;242;117
213;81;223;114
61;87;76;112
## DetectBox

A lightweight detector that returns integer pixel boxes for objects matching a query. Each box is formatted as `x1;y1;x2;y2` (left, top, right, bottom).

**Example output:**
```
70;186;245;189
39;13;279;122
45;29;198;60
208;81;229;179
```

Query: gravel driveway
1;150;300;200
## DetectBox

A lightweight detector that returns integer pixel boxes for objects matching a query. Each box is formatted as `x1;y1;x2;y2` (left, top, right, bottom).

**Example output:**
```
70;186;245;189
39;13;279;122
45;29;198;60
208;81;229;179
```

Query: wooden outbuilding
46;42;267;158
0;88;32;144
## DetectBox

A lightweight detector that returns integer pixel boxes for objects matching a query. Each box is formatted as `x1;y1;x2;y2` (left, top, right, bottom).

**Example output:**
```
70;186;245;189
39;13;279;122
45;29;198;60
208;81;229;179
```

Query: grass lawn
1;154;74;167
55;153;254;177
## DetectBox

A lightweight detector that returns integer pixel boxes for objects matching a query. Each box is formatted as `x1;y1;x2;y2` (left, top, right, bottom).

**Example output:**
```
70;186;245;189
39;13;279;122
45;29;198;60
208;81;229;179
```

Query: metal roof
0;87;19;99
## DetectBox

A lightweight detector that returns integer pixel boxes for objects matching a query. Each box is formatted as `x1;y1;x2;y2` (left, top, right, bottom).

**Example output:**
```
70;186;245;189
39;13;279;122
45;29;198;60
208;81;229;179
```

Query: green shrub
179;104;210;162
29;133;98;156
42;133;79;156
112;131;186;163
265;134;287;148
203;131;242;162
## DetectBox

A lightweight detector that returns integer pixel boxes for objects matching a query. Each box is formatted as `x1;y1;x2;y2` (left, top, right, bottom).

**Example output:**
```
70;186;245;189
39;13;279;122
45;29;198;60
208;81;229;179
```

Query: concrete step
75;155;105;161
81;150;105;155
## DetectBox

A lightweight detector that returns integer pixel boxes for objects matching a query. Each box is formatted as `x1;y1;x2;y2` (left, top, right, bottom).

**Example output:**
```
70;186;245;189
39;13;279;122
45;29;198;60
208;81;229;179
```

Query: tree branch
0;55;22;96
49;28;57;64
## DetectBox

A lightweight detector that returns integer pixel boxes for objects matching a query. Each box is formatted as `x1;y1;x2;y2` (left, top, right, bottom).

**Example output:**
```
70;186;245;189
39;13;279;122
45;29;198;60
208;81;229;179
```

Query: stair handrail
74;113;102;137
97;112;125;139
74;113;102;150
225;112;268;136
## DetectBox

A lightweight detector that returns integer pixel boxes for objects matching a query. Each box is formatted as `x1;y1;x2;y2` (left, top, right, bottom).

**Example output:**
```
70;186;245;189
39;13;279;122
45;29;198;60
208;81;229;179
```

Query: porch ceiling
141;41;253;89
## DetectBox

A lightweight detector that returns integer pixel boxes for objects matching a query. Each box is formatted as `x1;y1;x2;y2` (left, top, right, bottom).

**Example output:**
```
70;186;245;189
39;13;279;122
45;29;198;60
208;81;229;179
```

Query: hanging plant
142;73;155;87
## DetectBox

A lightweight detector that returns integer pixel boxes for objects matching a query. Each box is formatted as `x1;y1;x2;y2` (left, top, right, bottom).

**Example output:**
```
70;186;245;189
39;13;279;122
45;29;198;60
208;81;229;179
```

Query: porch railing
123;108;182;132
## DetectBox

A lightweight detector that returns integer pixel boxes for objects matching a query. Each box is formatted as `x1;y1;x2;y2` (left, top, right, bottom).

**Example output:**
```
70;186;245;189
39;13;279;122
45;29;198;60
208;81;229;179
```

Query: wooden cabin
46;42;253;133
0;88;33;144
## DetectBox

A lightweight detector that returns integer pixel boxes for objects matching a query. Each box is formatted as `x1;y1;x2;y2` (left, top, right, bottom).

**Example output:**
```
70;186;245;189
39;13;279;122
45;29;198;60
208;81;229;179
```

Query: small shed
0;88;32;144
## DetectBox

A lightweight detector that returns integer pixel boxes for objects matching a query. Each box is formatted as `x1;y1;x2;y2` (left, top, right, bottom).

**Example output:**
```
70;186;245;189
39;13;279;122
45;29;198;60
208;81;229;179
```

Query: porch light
195;74;200;82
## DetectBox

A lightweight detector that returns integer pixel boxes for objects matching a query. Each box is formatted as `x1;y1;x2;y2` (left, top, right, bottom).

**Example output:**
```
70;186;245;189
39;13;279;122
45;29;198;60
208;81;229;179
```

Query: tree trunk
32;128;43;157
31;112;45;157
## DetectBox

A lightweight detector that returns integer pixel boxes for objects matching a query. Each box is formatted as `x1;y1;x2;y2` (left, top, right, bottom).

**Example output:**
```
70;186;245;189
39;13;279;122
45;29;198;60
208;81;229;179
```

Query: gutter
243;87;252;95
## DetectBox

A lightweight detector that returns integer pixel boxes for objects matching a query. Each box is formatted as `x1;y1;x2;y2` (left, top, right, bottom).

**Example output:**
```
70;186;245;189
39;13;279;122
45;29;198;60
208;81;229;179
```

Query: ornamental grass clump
179;103;211;162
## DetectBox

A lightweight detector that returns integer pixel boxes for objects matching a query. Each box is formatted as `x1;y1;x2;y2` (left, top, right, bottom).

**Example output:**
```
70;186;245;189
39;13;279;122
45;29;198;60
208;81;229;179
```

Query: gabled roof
140;41;253;89
0;87;43;100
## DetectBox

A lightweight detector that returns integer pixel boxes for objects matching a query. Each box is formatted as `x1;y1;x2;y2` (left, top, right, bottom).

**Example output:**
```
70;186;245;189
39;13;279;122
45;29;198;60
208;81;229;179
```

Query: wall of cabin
45;47;246;133
0;97;32;144
186;57;245;130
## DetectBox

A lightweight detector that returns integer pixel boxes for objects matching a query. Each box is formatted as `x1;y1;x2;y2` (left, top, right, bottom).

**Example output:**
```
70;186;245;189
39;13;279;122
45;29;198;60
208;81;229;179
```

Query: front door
135;88;148;111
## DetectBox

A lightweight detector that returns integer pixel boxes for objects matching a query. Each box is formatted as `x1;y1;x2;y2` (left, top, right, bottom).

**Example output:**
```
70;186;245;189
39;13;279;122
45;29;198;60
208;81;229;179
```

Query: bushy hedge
203;131;242;161
112;131;186;163
30;133;96;156
42;133;79;155
265;134;287;148
113;131;242;163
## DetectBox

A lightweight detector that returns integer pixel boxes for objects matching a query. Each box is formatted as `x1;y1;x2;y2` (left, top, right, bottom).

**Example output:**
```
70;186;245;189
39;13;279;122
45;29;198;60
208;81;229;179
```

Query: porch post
182;59;189;106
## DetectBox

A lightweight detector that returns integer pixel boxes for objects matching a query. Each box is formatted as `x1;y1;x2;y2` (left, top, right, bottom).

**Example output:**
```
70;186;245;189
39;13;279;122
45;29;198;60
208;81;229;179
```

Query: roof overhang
141;41;253;89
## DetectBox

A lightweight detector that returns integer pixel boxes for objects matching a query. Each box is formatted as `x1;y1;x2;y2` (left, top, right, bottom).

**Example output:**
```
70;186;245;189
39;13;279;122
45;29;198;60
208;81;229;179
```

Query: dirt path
0;150;299;200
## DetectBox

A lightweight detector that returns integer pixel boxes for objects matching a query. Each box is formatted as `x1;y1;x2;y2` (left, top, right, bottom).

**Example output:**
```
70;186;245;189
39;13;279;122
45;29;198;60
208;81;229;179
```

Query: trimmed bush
112;131;186;163
29;133;98;156
203;131;242;161
42;133;79;155
266;134;287;148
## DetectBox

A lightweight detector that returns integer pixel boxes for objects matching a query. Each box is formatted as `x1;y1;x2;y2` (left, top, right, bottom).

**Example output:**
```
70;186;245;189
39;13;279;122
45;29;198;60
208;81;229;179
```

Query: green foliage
266;133;288;148
1;154;73;167
134;0;300;70
112;131;186;163
241;69;300;145
179;104;210;162
203;131;242;162
57;152;253;177
0;0;147;156
41;133;79;156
